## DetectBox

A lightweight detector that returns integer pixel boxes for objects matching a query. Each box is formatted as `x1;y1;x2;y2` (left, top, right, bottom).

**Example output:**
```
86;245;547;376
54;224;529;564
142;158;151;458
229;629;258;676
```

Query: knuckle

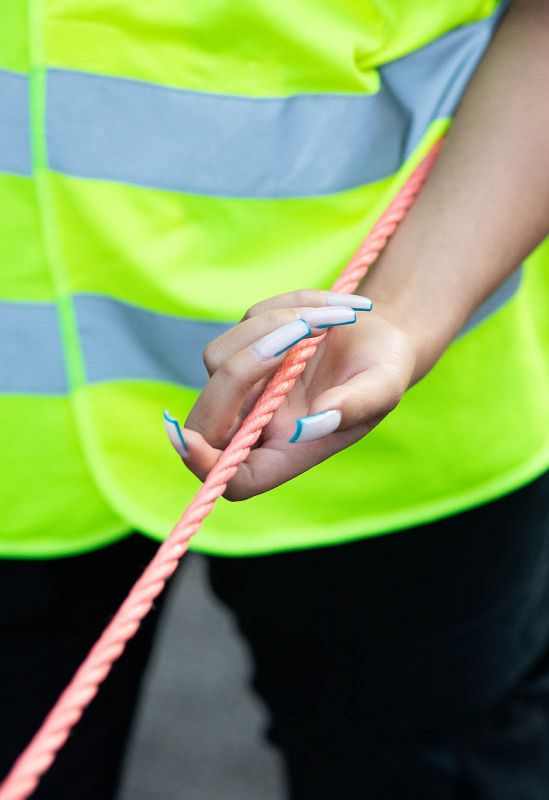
382;392;401;416
218;356;245;385
301;289;328;306
380;376;405;415
223;485;246;502
242;304;259;321
224;464;257;502
294;290;312;307
202;342;220;374
296;289;324;307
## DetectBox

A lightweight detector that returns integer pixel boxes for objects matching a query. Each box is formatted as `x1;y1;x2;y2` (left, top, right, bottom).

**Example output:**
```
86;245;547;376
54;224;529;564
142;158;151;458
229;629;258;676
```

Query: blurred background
119;553;284;800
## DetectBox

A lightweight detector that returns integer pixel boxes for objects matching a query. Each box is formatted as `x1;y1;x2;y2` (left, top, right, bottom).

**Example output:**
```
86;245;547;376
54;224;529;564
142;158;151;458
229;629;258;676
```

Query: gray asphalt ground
119;553;284;800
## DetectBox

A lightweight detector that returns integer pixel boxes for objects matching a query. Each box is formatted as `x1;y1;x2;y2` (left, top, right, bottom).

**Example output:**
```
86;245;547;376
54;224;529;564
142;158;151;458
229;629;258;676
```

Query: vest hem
0;524;132;560
3;448;547;559
186;444;549;557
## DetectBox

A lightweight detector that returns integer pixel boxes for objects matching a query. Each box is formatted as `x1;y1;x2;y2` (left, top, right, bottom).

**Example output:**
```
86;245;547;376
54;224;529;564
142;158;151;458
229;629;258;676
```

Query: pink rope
0;139;443;800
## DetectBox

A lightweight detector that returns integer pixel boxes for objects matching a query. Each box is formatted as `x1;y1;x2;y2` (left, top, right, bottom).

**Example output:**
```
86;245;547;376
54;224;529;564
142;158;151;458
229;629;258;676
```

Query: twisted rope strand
0;139;443;800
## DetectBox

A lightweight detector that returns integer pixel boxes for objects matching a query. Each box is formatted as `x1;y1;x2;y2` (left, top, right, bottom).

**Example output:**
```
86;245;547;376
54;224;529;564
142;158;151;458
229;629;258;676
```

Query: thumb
291;367;407;443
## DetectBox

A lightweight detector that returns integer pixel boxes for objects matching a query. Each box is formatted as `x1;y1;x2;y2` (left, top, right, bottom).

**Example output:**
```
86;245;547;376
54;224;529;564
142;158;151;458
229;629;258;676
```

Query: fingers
166;364;408;494
242;290;372;321
163;289;378;492
203;303;363;376
190;318;313;448
204;289;372;378
163;418;222;481
171;309;359;451
162;423;305;500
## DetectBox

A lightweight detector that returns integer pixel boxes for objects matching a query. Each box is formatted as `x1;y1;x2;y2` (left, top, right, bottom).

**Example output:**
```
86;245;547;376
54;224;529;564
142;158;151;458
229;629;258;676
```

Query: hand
164;290;425;500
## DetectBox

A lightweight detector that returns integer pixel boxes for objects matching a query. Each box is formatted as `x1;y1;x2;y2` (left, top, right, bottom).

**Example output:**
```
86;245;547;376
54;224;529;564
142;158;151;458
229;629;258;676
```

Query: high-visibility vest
1;0;548;557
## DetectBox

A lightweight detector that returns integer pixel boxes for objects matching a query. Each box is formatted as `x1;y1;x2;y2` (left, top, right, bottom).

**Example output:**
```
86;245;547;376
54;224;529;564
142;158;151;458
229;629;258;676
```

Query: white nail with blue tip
164;409;189;459
289;409;342;443
301;306;356;328
326;293;373;311
253;319;312;360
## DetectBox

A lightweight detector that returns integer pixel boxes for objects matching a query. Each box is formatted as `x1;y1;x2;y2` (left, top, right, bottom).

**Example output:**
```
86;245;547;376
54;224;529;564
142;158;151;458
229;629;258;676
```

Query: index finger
242;290;372;320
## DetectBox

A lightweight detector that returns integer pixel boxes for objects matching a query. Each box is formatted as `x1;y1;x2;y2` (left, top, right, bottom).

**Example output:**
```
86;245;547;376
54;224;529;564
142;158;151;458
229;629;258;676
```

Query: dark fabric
0;533;168;800
208;471;549;799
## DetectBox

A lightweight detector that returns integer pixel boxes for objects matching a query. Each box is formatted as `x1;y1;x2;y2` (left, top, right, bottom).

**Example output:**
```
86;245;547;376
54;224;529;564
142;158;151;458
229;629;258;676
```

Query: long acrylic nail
301;306;356;328
327;293;373;311
289;410;342;443
253;319;311;360
164;410;189;459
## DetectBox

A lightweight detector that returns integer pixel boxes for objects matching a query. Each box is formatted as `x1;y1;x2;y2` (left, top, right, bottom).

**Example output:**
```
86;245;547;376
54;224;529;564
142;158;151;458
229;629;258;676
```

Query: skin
175;0;549;500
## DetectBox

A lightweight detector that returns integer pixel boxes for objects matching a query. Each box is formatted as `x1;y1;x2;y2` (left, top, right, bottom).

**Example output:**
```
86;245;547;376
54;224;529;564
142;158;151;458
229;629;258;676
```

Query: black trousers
0;534;166;800
1;473;549;799
208;471;549;799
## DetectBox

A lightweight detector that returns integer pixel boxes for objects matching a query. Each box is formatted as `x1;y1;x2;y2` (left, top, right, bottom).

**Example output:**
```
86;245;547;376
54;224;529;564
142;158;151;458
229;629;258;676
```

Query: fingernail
327;293;373;311
163;410;189;459
301;306;356;328
252;319;311;360
289;410;342;443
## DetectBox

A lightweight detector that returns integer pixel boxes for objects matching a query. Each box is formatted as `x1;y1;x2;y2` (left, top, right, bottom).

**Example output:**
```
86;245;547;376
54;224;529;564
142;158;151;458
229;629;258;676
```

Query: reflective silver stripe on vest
0;302;67;393
0;70;32;177
74;271;520;389
70;270;527;386
74;294;231;389
0;267;522;394
462;267;522;335
45;7;505;198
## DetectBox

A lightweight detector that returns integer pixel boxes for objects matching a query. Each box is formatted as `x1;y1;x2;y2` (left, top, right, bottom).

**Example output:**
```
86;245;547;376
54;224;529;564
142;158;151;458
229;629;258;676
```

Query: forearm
360;0;549;381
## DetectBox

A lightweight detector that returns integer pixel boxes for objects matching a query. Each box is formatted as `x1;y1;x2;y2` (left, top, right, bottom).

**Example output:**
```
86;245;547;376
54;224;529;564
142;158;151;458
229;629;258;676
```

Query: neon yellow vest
1;0;548;557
